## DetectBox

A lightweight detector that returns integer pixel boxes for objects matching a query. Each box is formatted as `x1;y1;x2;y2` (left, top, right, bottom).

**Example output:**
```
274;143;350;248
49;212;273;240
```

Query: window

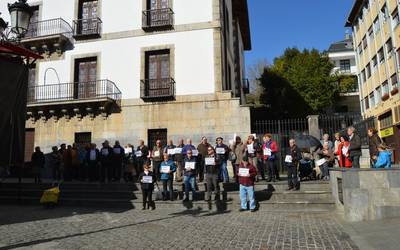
26;6;39;37
372;55;378;71
392;8;400;28
78;0;99;35
381;4;389;22
375;86;382;104
75;132;92;147
391;74;398;89
386;38;393;56
382;80;389;95
74;57;97;99
369;92;375;107
365;97;370;110
358;43;363;55
378;47;385;63
368;26;374;40
361;69;366;83
28;66;36;87
373;16;380;33
362;36;368;49
339;59;351;72
366;63;371;78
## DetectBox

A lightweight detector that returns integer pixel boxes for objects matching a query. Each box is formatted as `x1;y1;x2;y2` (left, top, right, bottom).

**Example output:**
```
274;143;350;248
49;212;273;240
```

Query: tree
257;48;340;117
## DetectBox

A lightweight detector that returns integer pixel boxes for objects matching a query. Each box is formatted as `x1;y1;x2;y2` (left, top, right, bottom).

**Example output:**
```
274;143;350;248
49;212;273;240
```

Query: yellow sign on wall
380;127;394;138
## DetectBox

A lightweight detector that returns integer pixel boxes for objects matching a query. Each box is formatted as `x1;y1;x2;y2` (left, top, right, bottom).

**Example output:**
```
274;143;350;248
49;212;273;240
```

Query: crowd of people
29;126;393;211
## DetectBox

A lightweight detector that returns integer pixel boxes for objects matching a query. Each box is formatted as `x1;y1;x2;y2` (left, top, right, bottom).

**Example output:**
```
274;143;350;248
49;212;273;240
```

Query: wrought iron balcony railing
142;8;174;30
24;18;73;40
27;80;121;104
73;17;102;39
140;78;175;101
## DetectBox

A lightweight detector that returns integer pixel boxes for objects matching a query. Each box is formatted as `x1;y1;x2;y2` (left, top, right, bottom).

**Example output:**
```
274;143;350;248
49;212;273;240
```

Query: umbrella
294;134;322;149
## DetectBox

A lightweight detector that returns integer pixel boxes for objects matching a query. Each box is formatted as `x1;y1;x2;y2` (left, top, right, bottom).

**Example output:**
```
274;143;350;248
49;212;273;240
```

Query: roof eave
345;0;364;27
233;0;252;50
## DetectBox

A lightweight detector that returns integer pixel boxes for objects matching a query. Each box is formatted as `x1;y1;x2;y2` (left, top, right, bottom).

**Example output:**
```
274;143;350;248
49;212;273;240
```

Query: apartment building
327;34;361;113
346;0;400;163
0;0;251;156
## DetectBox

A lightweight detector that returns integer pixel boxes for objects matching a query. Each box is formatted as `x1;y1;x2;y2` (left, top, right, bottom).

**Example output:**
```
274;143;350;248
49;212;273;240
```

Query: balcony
21;18;73;55
73;18;102;40
242;78;250;94
140;78;175;101
27;80;122;121
142;8;174;31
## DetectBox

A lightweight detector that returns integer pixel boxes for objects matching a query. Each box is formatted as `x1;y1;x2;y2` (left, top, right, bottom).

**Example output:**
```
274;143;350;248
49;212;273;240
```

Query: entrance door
24;129;35;163
75;132;92;148
79;0;98;35
74;57;97;99
148;129;167;150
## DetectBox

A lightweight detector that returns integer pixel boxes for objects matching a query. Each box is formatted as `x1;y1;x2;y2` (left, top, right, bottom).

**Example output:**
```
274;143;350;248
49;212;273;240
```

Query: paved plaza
0;205;359;250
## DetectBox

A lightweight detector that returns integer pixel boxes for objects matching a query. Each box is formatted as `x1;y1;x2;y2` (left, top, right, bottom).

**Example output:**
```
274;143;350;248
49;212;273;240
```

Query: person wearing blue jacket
160;153;177;201
374;145;392;168
183;149;197;201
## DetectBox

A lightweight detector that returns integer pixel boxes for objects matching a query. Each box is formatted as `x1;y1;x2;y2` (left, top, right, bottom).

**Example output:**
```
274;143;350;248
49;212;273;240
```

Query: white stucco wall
328;51;358;75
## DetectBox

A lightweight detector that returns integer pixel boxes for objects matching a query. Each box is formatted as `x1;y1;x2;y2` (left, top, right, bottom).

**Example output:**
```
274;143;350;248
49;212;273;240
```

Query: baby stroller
299;152;314;181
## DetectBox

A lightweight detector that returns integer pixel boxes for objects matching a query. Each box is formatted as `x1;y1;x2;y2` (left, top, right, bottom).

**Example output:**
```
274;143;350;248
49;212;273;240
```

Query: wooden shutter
81;0;98;34
146;51;170;96
77;58;97;98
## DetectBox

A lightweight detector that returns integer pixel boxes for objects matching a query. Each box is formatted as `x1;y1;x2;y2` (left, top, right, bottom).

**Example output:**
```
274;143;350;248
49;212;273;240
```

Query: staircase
0;179;335;212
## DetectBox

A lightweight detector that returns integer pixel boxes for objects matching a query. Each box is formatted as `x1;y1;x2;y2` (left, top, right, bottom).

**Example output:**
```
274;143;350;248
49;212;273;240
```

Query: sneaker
250;209;257;212
150;207;155;210
239;208;247;212
286;187;293;191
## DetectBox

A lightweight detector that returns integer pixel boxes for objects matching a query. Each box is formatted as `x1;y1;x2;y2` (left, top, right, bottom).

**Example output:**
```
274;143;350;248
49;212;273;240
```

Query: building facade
1;0;251;155
327;34;361;113
346;0;400;163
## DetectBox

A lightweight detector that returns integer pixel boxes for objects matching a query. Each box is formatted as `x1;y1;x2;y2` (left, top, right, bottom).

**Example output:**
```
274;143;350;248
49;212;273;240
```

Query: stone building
0;0;252;155
346;0;400;163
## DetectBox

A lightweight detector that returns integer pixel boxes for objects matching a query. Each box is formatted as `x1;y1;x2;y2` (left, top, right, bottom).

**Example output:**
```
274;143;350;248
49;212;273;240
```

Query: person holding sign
204;147;221;201
152;140;164;181
285;139;302;191
215;137;230;183
136;140;149;176
262;134;280;182
100;140;114;183
237;155;257;212
316;142;335;180
337;135;352;169
112;141;125;182
197;137;211;182
160;153;177;201
174;139;185;182
231;136;245;183
86;143;100;182
183;149;197;201
164;139;176;160
139;163;155;210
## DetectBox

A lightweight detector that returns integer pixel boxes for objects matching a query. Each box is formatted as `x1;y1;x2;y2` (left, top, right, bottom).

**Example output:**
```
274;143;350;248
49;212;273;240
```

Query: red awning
0;41;43;59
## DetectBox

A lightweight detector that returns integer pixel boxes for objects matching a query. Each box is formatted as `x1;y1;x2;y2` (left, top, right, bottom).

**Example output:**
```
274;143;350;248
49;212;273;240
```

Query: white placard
316;158;327;166
342;146;349;156
142;176;153;183
216;147;226;154
247;144;254;154
238;168;250;177
161;165;170;173
205;157;215;165
154;151;160;157
135;151;143;157
101;149;109;156
174;148;182;154
192;150;199;156
263;148;272;156
285;155;293;163
167;149;175;155
185;162;196;170
113;148;121;154
90;150;96;161
125;147;132;154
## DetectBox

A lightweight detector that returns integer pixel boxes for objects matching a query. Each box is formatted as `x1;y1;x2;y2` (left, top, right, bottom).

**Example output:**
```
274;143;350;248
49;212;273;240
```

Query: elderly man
136;140;149;175
197;136;211;182
152;139;164;181
285;139;301;190
174;139;185;182
316;142;335;180
320;134;333;151
347;126;362;168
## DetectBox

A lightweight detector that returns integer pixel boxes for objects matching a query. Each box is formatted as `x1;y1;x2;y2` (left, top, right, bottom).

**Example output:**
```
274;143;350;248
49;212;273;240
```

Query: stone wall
330;168;400;222
26;92;251;151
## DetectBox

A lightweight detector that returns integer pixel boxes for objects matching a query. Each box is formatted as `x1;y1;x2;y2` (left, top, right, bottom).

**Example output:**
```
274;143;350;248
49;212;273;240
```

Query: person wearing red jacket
237;155;257;212
262;133;280;182
336;135;352;168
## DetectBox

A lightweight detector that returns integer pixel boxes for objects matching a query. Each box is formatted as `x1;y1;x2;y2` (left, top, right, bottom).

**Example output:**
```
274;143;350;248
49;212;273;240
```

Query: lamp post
7;0;32;40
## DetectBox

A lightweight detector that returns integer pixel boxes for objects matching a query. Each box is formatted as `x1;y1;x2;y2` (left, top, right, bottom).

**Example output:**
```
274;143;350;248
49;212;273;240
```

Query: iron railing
24;18;73;40
73;17;102;38
140;78;175;101
142;8;174;29
27;80;121;104
242;78;250;94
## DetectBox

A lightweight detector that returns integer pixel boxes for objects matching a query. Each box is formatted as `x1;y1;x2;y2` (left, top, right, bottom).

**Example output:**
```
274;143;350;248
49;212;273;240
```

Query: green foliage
258;48;340;117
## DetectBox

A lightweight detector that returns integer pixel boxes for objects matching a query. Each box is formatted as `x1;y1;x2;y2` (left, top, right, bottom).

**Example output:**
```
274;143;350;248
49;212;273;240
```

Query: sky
244;0;355;68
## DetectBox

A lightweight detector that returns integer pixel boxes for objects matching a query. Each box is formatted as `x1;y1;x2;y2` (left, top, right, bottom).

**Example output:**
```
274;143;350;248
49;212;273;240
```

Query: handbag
228;151;237;162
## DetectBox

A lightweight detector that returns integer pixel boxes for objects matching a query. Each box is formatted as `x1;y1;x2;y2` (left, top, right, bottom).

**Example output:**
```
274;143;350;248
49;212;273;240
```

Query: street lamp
8;0;32;38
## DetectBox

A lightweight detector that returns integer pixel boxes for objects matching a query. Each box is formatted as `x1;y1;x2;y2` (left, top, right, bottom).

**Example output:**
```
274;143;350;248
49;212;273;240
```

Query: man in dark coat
347;126;362;168
285;139;302;190
100;140;114;183
31;147;45;184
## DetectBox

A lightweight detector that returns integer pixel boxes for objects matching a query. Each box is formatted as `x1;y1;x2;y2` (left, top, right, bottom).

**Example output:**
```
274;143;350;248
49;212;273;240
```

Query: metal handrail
140;78;175;99
23;18;73;39
27;79;122;104
73;17;102;36
142;8;174;28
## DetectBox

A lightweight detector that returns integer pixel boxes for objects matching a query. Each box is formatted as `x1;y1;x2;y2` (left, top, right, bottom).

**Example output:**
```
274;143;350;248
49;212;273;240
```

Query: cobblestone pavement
0;206;358;250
